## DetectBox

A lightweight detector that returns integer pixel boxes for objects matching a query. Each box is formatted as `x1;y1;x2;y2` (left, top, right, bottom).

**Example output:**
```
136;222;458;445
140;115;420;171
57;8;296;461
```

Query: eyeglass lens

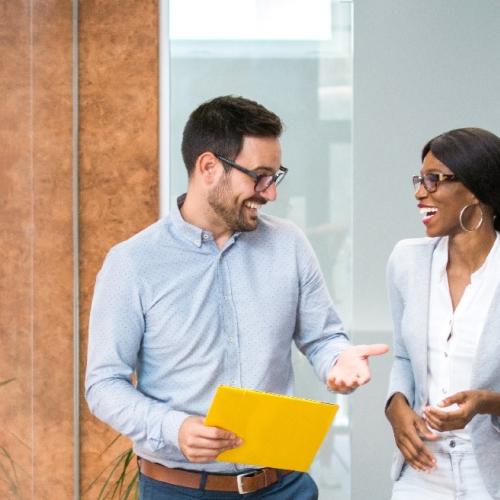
413;174;438;192
255;176;274;192
255;170;285;192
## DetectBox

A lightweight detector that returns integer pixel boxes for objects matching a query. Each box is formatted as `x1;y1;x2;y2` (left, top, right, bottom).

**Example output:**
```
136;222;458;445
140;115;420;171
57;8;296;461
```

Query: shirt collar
170;194;206;247
170;194;242;248
433;231;500;283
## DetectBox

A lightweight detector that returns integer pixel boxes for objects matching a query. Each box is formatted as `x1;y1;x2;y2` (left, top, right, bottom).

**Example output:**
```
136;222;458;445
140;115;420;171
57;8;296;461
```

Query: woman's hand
386;393;439;472
423;390;491;431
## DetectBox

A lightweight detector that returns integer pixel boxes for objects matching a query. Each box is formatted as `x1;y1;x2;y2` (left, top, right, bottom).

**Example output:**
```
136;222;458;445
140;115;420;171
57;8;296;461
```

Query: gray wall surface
351;1;500;499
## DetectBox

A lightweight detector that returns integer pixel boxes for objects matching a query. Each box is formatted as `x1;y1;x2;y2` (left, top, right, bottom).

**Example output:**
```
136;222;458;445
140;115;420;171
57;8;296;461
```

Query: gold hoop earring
459;203;483;232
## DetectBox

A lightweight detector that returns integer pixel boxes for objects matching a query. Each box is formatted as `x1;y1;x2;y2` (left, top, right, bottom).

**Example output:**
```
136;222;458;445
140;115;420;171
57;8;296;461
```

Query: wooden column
0;1;159;498
79;1;159;496
0;0;74;498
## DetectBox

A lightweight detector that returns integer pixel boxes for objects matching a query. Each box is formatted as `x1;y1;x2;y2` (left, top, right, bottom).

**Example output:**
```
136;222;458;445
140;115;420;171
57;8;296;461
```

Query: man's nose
260;182;277;202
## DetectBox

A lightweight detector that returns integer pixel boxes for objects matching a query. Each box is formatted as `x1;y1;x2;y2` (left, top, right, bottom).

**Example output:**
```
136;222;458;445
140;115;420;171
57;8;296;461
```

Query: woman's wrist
477;390;500;416
386;392;410;419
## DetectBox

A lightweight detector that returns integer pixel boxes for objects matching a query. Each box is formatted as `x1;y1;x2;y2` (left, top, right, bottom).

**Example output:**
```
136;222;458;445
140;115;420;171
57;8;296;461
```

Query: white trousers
391;438;492;500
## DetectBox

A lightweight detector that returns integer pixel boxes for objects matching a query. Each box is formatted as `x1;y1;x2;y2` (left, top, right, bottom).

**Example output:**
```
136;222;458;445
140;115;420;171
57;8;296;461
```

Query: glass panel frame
163;2;353;497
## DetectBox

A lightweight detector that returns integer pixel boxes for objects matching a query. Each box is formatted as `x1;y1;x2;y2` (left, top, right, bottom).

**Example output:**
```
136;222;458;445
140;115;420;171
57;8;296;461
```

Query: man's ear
195;152;220;187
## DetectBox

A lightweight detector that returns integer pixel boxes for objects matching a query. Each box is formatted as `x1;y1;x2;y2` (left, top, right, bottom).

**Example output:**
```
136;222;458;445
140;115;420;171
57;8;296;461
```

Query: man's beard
207;176;263;232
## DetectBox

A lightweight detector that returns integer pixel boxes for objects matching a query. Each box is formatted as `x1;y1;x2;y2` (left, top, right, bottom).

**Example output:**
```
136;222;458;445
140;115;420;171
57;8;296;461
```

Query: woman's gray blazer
386;237;500;499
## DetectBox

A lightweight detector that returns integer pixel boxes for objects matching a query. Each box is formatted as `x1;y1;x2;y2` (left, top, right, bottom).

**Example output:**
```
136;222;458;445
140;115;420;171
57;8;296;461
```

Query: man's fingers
184;436;241;450
354;365;371;385
182;433;243;462
357;343;390;358
186;445;237;462
328;376;361;393
196;422;238;441
179;416;244;463
188;416;235;440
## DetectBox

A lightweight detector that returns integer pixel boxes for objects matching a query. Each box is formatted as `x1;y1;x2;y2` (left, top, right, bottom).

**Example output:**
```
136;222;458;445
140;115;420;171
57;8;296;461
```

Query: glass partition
167;1;353;497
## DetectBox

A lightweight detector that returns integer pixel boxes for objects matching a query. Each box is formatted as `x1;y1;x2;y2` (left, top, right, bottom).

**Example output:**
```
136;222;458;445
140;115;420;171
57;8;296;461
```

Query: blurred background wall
351;1;500;498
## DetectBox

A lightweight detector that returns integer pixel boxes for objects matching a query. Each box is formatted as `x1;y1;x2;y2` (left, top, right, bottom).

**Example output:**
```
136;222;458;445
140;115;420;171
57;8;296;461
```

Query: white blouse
427;232;500;440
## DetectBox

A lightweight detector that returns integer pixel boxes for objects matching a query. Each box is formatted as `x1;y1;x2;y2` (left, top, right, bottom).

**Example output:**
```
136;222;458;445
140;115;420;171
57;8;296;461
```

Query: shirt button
202;233;209;240
449;440;456;448
442;388;447;394
444;352;448;358
228;337;233;343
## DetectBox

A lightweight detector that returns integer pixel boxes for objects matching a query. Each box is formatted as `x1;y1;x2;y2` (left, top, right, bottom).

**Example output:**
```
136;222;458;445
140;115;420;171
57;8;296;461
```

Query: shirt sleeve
385;244;415;408
292;228;351;382
85;248;188;452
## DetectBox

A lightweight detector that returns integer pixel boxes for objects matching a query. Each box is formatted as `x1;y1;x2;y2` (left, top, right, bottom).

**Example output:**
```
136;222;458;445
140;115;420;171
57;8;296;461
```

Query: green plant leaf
84;448;126;494
97;433;122;458
96;449;131;500
122;470;139;500
85;435;139;499
112;449;136;498
0;445;19;497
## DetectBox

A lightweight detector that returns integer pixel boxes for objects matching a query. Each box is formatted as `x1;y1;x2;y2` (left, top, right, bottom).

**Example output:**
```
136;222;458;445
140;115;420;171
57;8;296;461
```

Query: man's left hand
326;344;389;394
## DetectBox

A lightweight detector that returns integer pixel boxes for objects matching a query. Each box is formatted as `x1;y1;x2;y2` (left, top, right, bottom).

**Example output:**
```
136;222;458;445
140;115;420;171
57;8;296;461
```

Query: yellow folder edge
204;385;339;472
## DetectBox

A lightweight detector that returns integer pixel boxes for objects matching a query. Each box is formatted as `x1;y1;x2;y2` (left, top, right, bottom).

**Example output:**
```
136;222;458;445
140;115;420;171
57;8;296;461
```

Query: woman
385;127;500;499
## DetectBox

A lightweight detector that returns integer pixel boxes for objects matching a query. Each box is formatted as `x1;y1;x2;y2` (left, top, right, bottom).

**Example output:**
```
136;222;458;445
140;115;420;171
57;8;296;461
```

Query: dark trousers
139;471;319;499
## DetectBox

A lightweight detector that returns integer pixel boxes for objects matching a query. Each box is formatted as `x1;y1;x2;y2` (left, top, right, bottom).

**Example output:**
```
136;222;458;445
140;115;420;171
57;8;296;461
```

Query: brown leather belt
138;457;293;494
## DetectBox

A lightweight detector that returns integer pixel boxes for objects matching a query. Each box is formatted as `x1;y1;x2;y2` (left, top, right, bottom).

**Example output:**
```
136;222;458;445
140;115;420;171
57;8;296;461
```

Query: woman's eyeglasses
412;173;457;193
215;154;288;193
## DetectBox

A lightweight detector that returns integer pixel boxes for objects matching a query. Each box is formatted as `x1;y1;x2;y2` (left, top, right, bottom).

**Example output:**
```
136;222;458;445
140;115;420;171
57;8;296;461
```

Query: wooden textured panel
0;0;74;498
79;1;159;496
31;1;74;498
0;1;33;497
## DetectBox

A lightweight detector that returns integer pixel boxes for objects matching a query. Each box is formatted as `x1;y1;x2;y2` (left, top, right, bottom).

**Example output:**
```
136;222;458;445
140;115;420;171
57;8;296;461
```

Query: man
85;95;388;499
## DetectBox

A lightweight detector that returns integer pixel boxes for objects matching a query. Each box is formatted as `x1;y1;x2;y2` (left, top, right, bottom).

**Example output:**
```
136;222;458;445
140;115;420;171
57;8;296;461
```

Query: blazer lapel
471;282;500;389
407;240;438;406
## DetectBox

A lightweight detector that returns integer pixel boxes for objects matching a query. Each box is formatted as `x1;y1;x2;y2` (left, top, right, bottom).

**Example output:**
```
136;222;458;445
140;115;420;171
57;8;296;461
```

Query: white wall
351;1;500;498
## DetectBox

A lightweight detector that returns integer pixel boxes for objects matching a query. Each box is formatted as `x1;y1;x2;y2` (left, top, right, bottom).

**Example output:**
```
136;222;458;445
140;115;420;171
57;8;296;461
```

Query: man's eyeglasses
412;173;457;193
215;154;288;193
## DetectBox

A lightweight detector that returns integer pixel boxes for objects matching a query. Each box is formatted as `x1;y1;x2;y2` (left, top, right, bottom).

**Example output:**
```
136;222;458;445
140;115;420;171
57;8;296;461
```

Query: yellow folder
204;385;339;472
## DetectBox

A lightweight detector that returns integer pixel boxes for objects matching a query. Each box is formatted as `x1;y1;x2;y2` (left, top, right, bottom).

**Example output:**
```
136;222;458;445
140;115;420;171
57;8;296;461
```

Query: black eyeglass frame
215;154;288;193
412;173;457;193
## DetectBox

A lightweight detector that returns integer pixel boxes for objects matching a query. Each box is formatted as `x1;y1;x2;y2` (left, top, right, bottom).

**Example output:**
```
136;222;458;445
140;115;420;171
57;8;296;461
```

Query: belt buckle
236;471;259;494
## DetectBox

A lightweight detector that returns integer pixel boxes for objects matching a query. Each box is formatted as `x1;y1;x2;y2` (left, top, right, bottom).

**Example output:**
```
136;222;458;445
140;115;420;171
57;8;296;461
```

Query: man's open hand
327;344;389;393
179;416;242;463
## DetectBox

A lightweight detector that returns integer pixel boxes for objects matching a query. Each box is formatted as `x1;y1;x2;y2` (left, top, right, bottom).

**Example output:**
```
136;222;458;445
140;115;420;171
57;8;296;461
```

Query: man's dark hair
181;95;283;176
422;127;500;231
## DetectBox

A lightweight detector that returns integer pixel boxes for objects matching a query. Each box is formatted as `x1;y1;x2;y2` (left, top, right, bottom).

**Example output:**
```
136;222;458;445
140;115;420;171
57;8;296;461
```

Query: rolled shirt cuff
162;410;191;450
492;415;500;433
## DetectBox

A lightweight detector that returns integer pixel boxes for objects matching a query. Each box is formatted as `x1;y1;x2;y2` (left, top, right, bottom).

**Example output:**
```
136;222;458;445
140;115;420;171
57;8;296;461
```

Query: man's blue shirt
85;197;350;472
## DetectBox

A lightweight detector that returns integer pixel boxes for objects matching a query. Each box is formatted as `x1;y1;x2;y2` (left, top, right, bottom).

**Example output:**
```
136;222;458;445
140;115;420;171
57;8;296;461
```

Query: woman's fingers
396;419;436;472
